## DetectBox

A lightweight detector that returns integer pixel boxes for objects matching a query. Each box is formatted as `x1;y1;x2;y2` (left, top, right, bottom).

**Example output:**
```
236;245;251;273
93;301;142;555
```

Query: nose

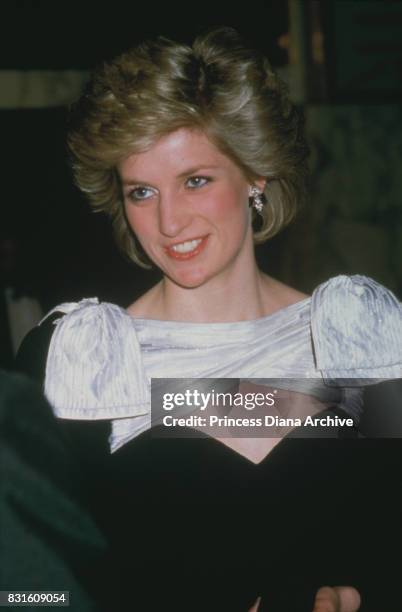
158;192;192;238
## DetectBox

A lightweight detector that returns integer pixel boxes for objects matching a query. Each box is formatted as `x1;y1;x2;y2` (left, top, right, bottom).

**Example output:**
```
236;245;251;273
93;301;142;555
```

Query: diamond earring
249;186;265;214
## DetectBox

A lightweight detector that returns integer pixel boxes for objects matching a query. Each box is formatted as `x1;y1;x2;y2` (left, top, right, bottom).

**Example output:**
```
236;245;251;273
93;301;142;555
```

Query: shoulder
15;311;61;383
40;298;132;345
310;274;402;379
15;298;123;381
17;298;150;421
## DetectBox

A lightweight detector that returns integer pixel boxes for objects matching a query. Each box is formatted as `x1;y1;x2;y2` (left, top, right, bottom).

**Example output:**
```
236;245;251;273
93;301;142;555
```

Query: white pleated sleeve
43;298;150;419
311;275;402;381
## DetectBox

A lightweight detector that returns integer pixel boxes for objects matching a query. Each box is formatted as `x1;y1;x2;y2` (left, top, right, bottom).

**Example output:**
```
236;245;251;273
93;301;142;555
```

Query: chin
165;267;213;290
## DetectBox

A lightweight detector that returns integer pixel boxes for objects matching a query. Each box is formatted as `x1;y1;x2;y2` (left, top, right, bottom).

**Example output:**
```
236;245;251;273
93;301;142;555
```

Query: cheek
208;189;249;236
125;207;153;241
206;186;248;221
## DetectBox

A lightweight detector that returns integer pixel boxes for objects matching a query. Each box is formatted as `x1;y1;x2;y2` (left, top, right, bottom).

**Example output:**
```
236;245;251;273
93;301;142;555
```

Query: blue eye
186;176;210;189
127;186;155;202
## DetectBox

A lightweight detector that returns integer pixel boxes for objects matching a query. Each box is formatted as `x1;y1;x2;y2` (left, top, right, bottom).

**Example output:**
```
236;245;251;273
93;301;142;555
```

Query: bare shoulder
261;275;309;312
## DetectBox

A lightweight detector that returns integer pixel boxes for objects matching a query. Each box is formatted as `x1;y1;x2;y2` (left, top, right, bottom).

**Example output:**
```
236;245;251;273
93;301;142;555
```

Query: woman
16;27;401;611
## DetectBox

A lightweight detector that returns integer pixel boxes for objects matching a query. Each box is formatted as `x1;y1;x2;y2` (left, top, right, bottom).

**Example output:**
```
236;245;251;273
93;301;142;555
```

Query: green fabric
0;370;107;611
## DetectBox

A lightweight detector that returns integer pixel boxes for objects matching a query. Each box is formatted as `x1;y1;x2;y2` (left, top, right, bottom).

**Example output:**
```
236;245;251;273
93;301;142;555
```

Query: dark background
1;1;290;310
1;1;402;314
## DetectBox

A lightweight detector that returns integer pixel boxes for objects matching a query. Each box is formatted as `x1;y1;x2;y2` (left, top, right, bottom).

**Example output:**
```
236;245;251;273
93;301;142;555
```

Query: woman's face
118;128;264;289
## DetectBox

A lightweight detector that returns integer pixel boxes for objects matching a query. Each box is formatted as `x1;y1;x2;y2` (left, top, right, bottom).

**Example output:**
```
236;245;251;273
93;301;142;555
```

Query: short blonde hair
68;27;309;268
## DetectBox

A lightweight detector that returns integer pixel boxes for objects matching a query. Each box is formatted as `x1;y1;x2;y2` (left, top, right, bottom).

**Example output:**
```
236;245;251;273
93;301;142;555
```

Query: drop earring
249;186;265;214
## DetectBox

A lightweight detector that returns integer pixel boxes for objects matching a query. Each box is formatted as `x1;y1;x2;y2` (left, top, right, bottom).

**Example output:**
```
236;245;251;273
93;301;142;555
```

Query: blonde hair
68;27;309;267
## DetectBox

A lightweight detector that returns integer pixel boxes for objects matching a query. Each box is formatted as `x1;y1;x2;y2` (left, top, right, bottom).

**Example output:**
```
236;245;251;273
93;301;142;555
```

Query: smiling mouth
165;236;209;260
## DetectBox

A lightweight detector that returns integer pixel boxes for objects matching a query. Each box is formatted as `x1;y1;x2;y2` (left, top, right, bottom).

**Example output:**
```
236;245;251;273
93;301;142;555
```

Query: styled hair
68;27;309;268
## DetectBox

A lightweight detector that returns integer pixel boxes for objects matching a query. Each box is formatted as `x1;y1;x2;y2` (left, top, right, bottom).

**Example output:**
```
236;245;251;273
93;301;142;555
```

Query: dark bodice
14;310;402;611
105;426;402;612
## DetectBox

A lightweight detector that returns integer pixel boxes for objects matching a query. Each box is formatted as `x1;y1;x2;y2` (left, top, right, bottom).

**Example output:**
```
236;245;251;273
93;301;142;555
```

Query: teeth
171;238;203;253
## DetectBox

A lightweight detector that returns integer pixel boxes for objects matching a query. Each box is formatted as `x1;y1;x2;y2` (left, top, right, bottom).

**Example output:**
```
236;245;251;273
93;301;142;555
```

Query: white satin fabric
41;275;402;452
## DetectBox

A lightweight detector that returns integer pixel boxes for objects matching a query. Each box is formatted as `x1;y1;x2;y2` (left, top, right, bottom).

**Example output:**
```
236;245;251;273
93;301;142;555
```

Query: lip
164;235;209;260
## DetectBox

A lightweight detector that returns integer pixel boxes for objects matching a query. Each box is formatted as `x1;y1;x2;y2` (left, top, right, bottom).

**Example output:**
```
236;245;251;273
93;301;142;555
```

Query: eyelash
186;176;210;189
126;176;211;202
126;186;155;202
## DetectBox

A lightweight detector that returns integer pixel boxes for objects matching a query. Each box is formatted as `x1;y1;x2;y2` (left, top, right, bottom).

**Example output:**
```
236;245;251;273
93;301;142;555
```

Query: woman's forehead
118;128;240;180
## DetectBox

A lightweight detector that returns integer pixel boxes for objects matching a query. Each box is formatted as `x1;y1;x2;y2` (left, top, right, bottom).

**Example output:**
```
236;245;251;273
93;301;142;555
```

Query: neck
156;257;271;323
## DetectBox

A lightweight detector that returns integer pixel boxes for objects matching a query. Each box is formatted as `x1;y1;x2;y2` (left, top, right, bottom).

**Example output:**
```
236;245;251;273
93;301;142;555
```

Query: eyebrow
176;165;219;178
120;165;220;186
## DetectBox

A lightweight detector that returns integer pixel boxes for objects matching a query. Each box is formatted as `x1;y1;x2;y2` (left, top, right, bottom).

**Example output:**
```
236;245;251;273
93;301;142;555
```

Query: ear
251;178;267;194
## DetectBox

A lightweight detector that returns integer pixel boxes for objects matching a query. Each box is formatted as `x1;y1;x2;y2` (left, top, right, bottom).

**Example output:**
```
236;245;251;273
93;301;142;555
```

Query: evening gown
15;275;402;611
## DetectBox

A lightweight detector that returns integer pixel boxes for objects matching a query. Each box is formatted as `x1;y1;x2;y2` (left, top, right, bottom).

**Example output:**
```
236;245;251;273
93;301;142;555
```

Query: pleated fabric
40;275;402;451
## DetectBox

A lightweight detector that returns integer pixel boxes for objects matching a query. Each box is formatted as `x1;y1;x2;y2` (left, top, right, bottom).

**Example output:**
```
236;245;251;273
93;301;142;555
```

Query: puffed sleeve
43;298;150;419
311;275;402;382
